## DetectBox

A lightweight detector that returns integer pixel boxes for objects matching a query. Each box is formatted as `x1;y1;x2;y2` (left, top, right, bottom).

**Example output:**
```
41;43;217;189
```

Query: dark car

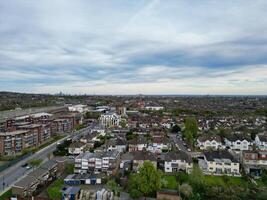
21;163;28;167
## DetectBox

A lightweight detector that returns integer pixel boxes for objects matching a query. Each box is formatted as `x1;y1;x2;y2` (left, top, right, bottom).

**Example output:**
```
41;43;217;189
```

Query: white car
26;165;32;170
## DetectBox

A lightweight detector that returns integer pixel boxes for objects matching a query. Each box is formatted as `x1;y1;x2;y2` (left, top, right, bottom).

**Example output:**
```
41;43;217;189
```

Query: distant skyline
0;0;267;95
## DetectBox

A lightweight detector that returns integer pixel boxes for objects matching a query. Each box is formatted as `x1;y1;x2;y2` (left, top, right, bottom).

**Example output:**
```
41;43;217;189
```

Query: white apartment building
74;150;120;175
200;150;240;176
99;113;121;127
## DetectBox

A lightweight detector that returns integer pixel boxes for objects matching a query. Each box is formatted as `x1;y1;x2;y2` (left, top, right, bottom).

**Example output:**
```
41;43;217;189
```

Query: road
0;125;93;194
170;133;188;152
170;133;203;158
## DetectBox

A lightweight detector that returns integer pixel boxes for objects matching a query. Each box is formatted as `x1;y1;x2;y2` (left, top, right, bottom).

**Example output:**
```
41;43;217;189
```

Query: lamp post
2;175;5;191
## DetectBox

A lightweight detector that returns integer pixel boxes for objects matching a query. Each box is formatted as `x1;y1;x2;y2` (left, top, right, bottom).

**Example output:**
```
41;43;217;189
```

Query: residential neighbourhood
0;95;266;200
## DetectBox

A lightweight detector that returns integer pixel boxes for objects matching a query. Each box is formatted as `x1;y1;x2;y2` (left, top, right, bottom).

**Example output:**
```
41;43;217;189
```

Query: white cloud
0;0;267;94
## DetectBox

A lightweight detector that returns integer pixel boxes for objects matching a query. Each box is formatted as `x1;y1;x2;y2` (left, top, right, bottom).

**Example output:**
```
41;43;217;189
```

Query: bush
47;179;64;200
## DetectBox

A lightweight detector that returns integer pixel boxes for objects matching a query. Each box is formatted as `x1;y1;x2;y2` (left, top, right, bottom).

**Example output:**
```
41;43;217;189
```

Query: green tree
189;165;205;195
120;118;127;128
29;159;42;170
107;180;120;196
128;161;163;198
184;117;198;147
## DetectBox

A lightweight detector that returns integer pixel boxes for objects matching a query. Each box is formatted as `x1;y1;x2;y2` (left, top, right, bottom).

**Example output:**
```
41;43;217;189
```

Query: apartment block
0;130;29;155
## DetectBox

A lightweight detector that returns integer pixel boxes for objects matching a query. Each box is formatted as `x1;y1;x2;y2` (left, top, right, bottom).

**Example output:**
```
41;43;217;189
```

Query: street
0;125;93;194
170;133;188;152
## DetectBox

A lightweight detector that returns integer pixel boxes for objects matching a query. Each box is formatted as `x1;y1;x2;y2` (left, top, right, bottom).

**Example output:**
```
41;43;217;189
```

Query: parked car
21;163;28;168
26;165;32;170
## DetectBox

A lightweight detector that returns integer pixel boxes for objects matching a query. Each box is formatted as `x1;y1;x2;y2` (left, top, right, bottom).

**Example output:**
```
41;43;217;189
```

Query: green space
163;175;178;190
163;168;267;200
47;179;64;200
0;189;12;200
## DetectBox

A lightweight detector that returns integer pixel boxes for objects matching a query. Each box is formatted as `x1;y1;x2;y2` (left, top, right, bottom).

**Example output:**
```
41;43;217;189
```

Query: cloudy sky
0;0;267;95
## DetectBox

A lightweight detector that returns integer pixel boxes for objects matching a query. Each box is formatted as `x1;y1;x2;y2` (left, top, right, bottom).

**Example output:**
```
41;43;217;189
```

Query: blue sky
0;0;266;95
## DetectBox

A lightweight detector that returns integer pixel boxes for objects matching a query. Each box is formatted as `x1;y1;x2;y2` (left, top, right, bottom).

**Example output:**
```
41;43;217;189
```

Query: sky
0;0;267;95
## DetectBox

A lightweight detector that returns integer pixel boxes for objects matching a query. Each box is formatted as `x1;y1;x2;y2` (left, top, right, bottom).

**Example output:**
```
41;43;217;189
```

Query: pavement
0;125;94;195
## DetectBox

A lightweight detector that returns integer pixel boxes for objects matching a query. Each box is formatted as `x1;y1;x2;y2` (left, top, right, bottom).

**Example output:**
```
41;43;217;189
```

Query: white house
255;134;267;150
145;106;164;111
197;135;223;150
68;104;88;113
224;135;252;151
164;151;193;173
147;137;170;153
68;142;87;155
128;137;147;152
107;138;126;153
200;150;240;176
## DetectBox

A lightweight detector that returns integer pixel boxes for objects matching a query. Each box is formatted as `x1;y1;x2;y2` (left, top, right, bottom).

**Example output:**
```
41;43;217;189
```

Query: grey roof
103;150;120;158
164;151;192;163
258;134;267;142
121;152;134;161
225;134;251;142
69;141;86;148
198;135;222;143
40;160;57;170
52;156;68;163
28;168;48;178
204;150;238;163
132;151;157;162
13;175;38;188
63;187;80;195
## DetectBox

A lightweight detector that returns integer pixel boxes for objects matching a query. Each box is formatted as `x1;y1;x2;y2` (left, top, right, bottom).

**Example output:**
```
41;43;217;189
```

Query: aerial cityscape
0;0;267;200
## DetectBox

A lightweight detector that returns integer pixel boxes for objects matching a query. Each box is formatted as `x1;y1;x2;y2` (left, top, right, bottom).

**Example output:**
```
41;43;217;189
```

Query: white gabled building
99;113;121;128
164;151;193;173
255;134;267;150
224;134;252;151
197;135;223;150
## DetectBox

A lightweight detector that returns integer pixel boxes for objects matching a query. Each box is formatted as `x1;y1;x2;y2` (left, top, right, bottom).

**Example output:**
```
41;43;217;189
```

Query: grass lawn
0;189;12;200
204;175;248;187
47;179;64;200
163;175;178;190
